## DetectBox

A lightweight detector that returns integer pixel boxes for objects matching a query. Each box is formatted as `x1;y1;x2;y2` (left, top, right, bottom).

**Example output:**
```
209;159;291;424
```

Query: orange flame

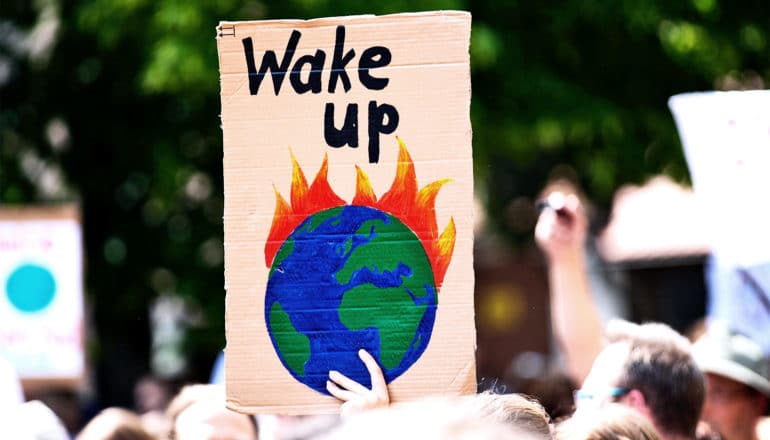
265;138;456;289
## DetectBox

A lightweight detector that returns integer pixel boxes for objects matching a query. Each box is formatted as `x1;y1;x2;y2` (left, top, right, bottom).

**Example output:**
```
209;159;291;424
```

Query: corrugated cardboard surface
217;11;475;414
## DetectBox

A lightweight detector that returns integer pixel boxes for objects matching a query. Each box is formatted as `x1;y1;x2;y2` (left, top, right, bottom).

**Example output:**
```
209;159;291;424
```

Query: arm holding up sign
535;190;602;384
327;349;390;417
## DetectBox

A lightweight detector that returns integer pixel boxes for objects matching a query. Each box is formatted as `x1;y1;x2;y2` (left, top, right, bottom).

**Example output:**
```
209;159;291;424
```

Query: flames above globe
265;138;456;289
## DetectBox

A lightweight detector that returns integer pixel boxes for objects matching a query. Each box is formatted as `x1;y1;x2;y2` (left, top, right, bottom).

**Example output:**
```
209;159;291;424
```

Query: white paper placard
0;206;85;386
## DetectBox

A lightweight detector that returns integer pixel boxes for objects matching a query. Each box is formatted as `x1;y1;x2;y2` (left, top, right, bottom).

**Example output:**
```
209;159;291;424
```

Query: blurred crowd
1;187;769;440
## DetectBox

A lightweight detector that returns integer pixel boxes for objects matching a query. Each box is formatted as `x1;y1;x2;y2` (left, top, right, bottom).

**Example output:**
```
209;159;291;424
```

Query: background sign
669;91;770;352
0;205;85;389
217;12;475;413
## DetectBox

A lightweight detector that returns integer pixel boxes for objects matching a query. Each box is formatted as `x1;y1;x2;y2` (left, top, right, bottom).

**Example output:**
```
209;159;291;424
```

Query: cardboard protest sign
216;11;475;413
0;205;85;391
669;91;770;352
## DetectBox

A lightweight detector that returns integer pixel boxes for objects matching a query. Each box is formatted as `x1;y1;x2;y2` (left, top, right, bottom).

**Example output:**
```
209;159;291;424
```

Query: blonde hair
325;396;544;440
464;392;552;438
555;404;661;440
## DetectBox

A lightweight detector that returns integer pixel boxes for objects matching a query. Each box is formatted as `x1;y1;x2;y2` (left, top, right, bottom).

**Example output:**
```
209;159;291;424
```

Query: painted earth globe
265;205;437;394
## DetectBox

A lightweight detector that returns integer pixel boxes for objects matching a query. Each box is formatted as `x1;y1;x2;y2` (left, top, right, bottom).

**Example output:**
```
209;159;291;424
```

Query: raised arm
535;191;602;383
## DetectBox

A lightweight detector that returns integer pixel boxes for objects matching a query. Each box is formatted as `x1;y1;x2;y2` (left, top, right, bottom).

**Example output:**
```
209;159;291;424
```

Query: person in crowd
534;188;602;382
133;374;173;438
462;391;552;438
692;325;769;440
326;352;552;438
535;189;705;440
579;320;704;440
167;384;257;440
134;375;173;415
324;396;546;440
76;407;154;440
555;403;661;440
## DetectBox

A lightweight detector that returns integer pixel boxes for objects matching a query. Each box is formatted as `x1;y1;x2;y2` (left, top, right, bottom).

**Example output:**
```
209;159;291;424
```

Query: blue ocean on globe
265;205;438;395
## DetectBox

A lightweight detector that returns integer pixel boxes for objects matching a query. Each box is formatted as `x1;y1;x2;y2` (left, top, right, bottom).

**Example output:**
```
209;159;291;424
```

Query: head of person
76;408;154;440
464;391;552;438
578;320;704;440
693;324;770;440
325;396;546;440
167;384;258;440
555;403;661;440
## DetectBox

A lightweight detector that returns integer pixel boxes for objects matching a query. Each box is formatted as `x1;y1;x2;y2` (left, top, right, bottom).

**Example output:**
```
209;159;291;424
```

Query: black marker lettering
324;103;359;148
367;101;399;163
290;50;326;94
242;30;301;96
328;26;355;93
358;46;391;90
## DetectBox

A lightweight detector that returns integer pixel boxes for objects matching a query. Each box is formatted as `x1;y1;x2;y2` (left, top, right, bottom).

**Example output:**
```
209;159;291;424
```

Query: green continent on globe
269;301;310;376
336;216;436;370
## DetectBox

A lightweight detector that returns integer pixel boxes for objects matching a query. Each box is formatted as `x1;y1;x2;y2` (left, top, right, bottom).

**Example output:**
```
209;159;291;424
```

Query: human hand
534;191;587;262
326;349;390;418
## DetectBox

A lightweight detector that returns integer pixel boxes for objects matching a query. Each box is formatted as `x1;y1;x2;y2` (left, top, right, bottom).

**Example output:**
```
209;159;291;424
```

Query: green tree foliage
1;0;768;404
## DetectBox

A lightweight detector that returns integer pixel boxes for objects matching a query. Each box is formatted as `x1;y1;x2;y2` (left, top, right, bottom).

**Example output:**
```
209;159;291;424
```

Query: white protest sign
669;91;770;266
669;90;770;352
0;206;85;388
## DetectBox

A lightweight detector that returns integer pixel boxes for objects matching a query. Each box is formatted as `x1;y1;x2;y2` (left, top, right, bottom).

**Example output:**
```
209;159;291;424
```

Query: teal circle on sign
6;264;57;313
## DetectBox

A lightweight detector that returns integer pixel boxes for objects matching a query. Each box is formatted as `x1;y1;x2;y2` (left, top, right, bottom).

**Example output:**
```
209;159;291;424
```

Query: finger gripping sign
217;12;475;414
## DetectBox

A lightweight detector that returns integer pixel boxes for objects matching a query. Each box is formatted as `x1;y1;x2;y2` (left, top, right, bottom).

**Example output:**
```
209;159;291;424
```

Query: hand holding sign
327;349;390;417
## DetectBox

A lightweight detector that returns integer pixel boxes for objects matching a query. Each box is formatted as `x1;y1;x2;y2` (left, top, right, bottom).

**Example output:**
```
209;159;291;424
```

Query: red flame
265;138;456;289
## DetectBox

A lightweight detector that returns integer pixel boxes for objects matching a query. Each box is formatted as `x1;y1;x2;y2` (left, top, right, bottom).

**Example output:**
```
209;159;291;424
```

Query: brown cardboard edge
23;377;86;396
0;204;80;222
216;10;471;35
